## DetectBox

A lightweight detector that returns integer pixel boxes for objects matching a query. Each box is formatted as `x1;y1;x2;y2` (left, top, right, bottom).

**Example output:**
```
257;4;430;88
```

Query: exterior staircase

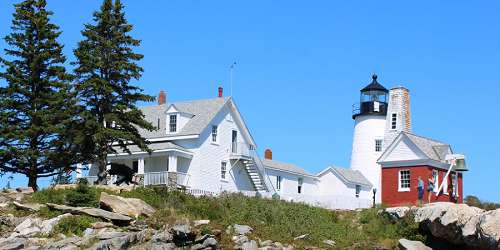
242;159;267;192
231;142;276;194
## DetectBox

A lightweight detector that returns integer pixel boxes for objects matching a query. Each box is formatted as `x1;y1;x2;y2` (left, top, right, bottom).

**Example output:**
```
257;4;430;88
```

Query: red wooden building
378;132;464;207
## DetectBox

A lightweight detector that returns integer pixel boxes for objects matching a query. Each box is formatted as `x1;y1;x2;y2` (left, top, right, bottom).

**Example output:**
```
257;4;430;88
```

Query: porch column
168;155;178;172
138;158;145;174
168;155;178;189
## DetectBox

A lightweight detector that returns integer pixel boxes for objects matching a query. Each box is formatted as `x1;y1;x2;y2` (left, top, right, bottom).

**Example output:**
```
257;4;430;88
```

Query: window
432;170;439;193
169;115;177;133
276;176;282;191
375;139;383;152
443;173;448;194
355;185;361;198
391;113;397;130
220;162;227;180
451;173;458;197
157;118;160;129
399;170;411;191
298;178;303;194
211;125;218;143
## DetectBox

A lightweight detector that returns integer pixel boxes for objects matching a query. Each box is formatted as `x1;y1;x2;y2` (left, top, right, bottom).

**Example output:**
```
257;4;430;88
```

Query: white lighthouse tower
350;74;388;203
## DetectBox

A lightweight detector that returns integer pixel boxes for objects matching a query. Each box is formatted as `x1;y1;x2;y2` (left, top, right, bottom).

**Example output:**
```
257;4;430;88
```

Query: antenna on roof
230;62;237;97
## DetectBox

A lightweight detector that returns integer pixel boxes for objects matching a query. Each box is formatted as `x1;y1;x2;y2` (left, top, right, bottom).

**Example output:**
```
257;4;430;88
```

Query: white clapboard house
79;88;373;209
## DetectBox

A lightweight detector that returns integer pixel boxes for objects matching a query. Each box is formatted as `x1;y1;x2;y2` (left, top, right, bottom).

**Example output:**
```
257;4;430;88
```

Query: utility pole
230;62;236;97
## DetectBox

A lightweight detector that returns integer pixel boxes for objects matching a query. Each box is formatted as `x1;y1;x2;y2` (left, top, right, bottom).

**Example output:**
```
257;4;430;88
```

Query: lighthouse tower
350;74;388;202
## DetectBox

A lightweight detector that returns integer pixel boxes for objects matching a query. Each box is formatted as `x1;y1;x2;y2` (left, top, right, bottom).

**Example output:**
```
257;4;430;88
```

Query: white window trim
398;169;411;192
452;173;459;197
168;114;178;134
276;176;282;191
391;113;398;130
432;170;439;193
211;125;219;145
443;174;449;195
375;139;383;152
220;161;228;181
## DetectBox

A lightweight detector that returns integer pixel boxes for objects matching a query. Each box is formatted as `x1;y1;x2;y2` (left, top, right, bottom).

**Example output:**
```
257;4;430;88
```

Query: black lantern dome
352;74;389;119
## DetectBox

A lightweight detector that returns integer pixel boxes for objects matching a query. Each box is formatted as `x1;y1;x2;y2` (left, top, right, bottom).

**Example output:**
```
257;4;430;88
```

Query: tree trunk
96;154;108;185
28;171;38;192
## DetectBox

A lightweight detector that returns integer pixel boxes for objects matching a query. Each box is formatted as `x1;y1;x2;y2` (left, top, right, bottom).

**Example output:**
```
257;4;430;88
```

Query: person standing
428;174;435;203
417;176;424;205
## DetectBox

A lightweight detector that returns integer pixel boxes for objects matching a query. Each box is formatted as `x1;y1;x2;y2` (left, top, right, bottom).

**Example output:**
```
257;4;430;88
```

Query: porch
77;148;193;188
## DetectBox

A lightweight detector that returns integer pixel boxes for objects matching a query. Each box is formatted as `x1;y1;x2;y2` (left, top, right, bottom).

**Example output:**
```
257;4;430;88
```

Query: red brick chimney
264;149;273;160
218;87;223;98
158;90;166;105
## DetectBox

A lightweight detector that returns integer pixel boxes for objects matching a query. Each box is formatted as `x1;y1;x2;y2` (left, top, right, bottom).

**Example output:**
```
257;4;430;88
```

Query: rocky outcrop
12;201;45;212
99;192;156;218
46;203;132;224
384;202;500;249
9;214;72;238
398;239;431;250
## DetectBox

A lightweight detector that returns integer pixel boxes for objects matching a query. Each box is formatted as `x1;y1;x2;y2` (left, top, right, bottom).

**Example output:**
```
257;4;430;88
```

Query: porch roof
111;141;192;155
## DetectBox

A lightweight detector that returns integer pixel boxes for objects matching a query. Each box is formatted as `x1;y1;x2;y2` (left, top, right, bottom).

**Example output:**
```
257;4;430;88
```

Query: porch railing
231;142;253;157
143;171;190;187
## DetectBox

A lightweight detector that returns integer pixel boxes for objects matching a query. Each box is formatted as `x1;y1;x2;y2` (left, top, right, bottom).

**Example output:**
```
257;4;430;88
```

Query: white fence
143;171;190;187
225;191;371;210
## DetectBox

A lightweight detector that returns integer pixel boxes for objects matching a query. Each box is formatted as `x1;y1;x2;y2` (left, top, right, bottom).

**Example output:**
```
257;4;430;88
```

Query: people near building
427;174;435;203
417;176;424;205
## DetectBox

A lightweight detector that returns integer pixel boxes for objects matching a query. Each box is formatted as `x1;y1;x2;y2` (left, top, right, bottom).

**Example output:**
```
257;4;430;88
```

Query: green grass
50;215;99;237
28;186;425;249
25;184;104;208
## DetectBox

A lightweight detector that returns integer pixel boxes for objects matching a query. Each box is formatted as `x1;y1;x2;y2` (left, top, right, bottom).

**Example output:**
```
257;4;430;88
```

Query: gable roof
262;159;315;177
378;132;453;169
402;132;451;162
138;97;229;139
317;166;372;187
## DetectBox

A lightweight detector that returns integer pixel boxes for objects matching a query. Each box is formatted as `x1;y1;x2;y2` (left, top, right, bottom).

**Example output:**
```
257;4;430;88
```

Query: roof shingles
137;97;229;139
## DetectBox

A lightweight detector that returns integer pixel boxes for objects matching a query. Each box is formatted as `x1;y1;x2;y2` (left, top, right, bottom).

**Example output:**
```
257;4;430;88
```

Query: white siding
265;168;317;195
350;115;385;202
317;171;372;200
384;137;424;162
176;106;255;193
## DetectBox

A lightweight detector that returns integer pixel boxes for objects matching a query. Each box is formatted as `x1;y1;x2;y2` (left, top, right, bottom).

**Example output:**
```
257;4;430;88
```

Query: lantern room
352;74;389;119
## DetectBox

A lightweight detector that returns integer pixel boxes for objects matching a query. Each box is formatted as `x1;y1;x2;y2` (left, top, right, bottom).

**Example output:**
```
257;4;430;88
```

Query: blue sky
1;1;499;202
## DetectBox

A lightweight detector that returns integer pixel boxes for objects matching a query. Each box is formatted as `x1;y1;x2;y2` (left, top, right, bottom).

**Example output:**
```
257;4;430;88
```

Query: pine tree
0;0;83;191
73;0;155;184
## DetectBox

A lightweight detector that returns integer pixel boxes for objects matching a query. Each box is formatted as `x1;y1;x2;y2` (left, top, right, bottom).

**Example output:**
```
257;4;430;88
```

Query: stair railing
248;148;277;194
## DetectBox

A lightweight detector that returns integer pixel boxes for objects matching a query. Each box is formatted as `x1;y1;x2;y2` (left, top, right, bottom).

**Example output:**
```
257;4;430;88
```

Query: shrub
52;215;98;236
465;195;500;211
65;180;99;207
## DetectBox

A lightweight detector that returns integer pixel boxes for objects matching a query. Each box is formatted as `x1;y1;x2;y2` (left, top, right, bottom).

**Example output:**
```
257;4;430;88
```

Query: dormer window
169;114;177;133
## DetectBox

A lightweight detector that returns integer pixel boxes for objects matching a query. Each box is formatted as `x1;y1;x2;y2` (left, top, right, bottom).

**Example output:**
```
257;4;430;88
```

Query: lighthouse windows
375;139;383;152
391;113;398;130
398;170;411;192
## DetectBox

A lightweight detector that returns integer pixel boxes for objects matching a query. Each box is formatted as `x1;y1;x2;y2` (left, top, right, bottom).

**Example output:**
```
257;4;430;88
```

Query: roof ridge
403;131;447;145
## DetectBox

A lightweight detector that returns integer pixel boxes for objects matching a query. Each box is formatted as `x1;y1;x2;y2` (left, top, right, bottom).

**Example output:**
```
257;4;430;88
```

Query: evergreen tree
73;0;154;184
0;0;83;191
